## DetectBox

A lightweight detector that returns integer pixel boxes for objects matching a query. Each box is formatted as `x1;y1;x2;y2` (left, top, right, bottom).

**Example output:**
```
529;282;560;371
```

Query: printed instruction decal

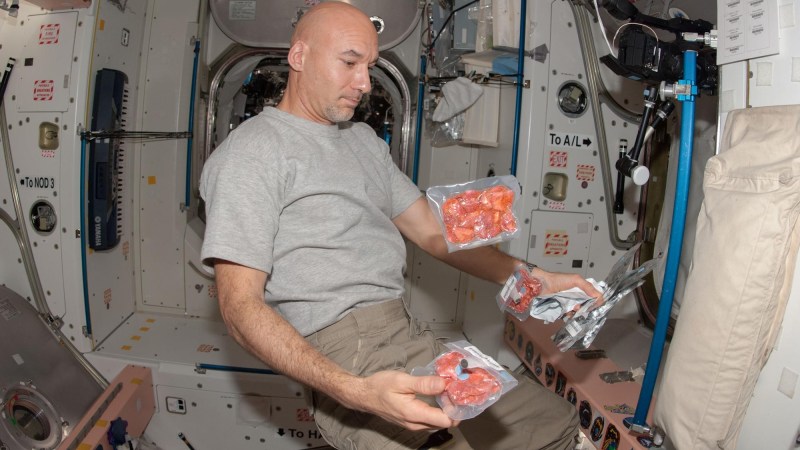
548;132;593;149
576;164;596;182
39;23;60;45
544;231;569;256
33;80;54;101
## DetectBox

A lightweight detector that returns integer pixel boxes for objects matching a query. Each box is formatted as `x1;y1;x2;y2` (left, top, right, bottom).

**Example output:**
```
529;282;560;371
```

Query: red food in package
441;185;517;244
434;351;501;406
506;274;543;314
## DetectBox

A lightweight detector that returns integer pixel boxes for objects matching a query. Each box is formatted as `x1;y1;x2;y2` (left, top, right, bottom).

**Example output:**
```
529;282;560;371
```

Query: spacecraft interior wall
0;1;100;351
208;0;420;51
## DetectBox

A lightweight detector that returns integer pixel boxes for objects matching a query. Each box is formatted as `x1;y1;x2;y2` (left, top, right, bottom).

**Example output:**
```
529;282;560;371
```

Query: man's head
278;1;379;125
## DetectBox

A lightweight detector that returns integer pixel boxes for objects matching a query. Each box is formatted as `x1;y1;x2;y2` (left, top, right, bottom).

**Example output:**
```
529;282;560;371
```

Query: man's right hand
214;261;456;432
345;370;458;431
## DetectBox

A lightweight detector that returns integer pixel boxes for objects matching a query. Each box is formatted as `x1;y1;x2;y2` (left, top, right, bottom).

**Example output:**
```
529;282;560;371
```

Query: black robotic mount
599;0;717;213
599;0;717;95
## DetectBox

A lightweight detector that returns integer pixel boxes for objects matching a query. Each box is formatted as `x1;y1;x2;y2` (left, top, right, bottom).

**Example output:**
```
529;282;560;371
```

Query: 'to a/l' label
549;132;594;149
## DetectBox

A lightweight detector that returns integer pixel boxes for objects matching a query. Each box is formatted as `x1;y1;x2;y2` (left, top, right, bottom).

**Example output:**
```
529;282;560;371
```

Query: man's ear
287;41;306;71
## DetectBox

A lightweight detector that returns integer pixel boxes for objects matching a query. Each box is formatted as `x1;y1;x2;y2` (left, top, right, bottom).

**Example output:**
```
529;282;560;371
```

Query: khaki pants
307;299;579;450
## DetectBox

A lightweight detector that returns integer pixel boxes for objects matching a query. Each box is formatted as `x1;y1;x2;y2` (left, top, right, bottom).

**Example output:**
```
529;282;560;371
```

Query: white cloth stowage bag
655;105;800;449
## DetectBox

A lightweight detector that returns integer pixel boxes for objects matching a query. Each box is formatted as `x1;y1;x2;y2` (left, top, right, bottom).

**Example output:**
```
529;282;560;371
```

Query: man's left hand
530;267;605;307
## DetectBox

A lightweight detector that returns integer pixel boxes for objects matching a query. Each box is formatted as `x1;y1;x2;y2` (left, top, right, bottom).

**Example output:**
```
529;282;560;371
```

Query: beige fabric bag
654;105;800;449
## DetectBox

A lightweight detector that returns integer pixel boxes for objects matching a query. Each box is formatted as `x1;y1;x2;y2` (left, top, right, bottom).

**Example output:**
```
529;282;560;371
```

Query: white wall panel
136;0;200;312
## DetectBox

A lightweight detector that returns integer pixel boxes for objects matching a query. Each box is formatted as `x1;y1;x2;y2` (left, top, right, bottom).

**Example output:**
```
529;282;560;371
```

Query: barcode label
464;345;504;371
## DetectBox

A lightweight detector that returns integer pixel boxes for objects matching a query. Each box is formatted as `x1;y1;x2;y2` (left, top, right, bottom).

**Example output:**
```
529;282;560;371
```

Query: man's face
301;21;379;124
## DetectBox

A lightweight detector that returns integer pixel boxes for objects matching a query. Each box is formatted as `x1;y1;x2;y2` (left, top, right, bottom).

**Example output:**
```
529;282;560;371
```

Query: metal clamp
659;80;698;101
622;419;666;447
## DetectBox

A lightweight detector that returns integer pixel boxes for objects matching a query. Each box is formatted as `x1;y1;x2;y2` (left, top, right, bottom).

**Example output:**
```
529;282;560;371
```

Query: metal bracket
622;419;666;447
45;313;63;330
659;80;697;101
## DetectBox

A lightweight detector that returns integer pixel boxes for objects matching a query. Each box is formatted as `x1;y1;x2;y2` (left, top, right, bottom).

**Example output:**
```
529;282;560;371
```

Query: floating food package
412;340;518;420
497;264;547;321
426;175;522;252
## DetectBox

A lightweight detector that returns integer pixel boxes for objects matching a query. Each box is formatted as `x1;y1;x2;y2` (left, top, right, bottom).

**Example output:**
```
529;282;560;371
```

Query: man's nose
354;65;372;94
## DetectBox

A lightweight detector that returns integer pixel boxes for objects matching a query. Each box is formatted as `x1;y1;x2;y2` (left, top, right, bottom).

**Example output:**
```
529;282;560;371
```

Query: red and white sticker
33;80;54;101
547;201;566;211
576;164;596;182
549;151;568;168
544;231;569;256
39;23;60;45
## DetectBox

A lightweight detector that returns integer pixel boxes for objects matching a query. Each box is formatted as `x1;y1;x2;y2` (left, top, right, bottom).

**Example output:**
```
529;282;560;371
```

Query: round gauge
525;341;534;363
591;416;605;442
557;81;589;118
505;319;516;341
30;200;57;234
579;400;592;429
545;363;555;386
370;16;385;34
566;388;577;405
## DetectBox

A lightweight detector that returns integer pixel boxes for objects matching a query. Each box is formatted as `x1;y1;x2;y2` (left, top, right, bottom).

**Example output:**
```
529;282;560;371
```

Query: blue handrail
79;136;92;337
632;50;697;426
510;0;527;176
185;40;200;208
412;55;426;184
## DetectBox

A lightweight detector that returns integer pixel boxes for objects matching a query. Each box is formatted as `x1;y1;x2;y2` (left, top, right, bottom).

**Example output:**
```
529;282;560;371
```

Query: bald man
200;2;592;449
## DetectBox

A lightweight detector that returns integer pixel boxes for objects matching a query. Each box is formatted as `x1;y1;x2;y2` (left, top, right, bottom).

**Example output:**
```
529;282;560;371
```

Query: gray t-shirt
200;107;422;336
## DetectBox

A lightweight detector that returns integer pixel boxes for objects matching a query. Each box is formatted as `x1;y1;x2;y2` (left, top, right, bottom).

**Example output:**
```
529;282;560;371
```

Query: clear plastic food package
426;175;522;252
412;340;518;420
497;264;546;321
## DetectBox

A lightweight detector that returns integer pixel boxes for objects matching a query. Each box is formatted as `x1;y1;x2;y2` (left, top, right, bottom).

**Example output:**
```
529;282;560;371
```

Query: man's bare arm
393;197;602;298
214;260;457;430
393;197;519;284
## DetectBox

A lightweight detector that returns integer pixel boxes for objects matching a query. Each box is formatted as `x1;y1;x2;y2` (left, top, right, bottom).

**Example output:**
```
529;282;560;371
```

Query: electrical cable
612;22;661;50
593;0;616;56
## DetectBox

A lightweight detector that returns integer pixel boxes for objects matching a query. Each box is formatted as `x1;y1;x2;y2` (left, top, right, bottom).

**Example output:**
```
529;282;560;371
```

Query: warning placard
33;80;55;101
544;231;569;256
39;23;61;45
576;164;596;182
549;151;568;168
